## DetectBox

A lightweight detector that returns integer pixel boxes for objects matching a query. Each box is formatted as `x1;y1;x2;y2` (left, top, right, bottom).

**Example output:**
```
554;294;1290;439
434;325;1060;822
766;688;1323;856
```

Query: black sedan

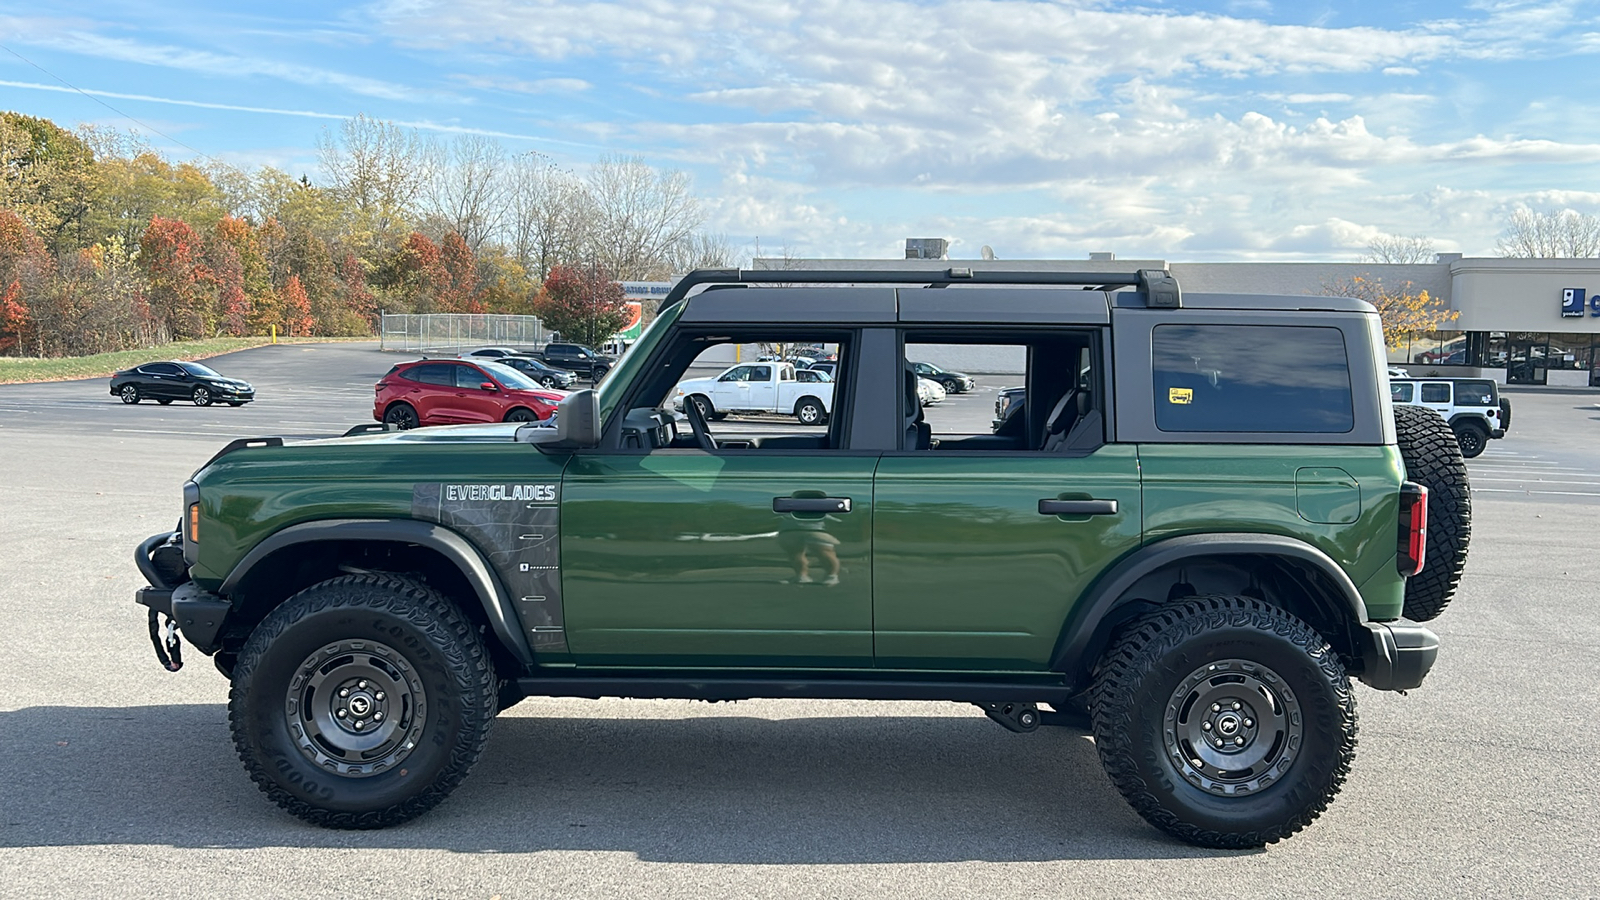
494;355;579;389
911;361;976;393
109;361;255;407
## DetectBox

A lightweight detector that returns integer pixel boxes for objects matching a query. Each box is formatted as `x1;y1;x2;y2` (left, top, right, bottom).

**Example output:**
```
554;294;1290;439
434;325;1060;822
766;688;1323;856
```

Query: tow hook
148;609;183;672
978;701;1041;733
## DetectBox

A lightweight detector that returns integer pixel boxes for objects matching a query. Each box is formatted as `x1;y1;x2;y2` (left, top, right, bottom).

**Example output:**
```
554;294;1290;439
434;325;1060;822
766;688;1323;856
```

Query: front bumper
1356;619;1439;691
135;530;230;656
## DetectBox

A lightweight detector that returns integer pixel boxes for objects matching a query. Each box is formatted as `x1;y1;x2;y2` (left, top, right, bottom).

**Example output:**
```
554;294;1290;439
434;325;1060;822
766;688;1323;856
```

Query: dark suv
135;267;1469;848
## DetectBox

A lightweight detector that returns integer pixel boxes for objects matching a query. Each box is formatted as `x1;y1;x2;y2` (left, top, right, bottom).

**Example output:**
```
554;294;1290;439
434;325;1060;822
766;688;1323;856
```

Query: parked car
672;361;833;425
917;376;946;406
807;361;839;379
493;355;579;389
374;359;562;429
527;342;615;381
1389;377;1508;457
795;367;832;385
110;361;255;407
992;385;1025;432
911;361;975;393
459;347;527;360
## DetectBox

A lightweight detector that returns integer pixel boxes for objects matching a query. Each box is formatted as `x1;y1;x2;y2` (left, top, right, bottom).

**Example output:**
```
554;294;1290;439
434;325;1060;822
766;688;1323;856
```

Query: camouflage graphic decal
413;482;566;654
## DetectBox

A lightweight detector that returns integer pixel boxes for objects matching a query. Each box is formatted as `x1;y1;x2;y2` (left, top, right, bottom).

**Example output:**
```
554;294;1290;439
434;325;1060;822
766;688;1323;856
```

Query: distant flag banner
1562;288;1586;318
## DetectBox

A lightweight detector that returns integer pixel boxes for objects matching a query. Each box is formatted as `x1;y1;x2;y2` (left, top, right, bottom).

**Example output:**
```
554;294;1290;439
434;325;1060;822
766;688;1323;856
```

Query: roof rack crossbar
657;267;1180;311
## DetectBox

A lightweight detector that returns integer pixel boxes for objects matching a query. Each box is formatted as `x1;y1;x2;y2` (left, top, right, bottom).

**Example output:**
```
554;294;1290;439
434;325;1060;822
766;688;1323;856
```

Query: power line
0;41;217;162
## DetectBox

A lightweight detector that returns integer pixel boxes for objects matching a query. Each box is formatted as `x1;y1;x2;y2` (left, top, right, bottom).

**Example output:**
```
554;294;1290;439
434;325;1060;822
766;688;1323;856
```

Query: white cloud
1383;66;1421;76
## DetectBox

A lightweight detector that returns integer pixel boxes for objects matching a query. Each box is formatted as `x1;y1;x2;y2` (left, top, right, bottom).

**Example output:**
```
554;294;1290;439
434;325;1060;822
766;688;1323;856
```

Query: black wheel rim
284;639;427;778
1163;658;1302;796
1458;429;1484;456
120;385;138;403
507;409;534;422
386;406;417;429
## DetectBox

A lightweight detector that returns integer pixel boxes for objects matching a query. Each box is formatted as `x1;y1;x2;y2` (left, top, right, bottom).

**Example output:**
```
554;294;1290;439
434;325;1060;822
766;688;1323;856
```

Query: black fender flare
1048;533;1368;689
219;518;535;667
1446;413;1489;432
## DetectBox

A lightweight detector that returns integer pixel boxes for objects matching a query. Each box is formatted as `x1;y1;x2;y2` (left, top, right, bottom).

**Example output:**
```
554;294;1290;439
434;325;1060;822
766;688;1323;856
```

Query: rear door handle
774;497;852;514
1038;499;1118;516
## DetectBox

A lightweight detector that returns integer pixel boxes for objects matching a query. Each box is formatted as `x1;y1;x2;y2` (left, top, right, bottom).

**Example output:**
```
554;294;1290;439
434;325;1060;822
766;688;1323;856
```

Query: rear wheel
192;385;213;407
228;574;496;828
119;384;140;404
1451;420;1488;459
1394;405;1471;621
1091;595;1357;849
383;402;419;430
795;397;826;426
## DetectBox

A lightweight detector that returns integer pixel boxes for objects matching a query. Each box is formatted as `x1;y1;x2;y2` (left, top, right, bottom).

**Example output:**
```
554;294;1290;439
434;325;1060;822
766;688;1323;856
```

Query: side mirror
519;389;599;449
480;381;498;391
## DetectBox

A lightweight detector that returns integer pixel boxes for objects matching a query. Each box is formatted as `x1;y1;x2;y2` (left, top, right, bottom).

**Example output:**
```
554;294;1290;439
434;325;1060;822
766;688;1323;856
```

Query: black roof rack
657;267;1180;311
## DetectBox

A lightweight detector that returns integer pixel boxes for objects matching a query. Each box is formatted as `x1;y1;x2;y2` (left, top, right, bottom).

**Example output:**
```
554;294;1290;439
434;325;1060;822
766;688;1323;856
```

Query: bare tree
584;155;702;280
423;135;509;252
1496;207;1600;258
1361;234;1436;264
316;115;428;236
504;153;594;281
665;231;737;272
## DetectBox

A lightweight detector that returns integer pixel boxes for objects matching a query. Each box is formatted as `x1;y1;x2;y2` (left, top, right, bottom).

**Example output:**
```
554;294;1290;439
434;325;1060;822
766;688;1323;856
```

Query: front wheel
1090;595;1357;849
192;386;212;407
119;385;140;404
540;376;557;388
228;574;497;828
503;407;537;423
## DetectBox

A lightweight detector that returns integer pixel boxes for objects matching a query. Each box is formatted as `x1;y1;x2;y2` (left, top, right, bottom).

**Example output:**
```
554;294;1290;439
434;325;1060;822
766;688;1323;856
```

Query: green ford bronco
135;268;1470;848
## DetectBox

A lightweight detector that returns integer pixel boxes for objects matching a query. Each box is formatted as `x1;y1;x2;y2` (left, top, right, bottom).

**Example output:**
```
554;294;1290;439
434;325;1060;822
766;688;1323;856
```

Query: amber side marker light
187;502;200;544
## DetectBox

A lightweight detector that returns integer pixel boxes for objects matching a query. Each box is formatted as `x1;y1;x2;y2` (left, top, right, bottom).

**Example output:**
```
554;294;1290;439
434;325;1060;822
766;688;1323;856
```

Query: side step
513;675;1072;705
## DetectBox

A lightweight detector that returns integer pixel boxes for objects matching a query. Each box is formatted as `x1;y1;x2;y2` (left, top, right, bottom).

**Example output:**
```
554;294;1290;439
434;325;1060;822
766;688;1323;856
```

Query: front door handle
1038;499;1118;516
774;497;852;514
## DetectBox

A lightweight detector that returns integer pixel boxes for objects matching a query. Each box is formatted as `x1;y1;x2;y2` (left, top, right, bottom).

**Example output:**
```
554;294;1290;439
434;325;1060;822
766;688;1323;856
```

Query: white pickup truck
673;362;833;425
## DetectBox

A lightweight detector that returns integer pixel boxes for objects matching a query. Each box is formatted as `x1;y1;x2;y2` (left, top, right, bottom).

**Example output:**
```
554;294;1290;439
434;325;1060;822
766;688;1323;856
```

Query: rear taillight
1398;482;1428;576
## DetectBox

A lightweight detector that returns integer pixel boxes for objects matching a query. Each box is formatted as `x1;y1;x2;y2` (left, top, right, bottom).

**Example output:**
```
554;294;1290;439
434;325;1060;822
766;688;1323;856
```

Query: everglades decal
414;482;565;653
443;483;557;502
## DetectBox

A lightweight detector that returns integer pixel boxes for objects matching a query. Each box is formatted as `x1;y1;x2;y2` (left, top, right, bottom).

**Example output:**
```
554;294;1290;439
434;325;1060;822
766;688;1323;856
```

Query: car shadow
0;704;1229;862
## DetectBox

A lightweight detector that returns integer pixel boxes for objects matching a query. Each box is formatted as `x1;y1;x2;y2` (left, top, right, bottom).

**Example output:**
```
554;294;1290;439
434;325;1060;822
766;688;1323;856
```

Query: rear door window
1153;324;1354;433
1391;382;1415;403
1420;383;1451;403
413;364;454;386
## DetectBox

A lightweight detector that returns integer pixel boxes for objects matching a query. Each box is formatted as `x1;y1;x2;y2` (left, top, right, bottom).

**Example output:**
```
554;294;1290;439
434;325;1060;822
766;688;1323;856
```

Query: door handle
774;497;852;514
1038;499;1118;516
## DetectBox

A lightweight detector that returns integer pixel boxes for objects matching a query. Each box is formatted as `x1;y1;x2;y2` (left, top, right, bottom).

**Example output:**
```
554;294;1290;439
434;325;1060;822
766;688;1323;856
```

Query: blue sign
1562;287;1586;317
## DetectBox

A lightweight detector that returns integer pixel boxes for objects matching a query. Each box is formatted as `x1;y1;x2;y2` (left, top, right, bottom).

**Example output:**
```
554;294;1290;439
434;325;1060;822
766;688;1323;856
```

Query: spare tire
1393;404;1471;622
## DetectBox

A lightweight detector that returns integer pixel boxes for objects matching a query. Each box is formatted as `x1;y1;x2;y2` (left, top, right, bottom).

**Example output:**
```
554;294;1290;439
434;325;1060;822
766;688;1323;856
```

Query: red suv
374;359;562;429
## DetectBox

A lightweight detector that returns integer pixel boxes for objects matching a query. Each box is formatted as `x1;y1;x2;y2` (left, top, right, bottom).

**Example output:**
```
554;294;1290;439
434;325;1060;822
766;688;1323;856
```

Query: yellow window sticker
1168;387;1193;405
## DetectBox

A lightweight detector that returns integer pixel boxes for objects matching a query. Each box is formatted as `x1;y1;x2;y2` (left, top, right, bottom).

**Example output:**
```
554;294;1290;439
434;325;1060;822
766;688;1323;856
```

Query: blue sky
3;0;1599;261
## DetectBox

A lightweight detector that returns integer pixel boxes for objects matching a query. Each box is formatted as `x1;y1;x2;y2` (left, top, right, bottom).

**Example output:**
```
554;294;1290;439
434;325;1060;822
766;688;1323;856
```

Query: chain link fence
379;313;547;354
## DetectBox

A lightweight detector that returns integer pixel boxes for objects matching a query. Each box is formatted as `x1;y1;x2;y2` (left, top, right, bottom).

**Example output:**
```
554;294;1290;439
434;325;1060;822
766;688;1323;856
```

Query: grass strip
0;337;368;384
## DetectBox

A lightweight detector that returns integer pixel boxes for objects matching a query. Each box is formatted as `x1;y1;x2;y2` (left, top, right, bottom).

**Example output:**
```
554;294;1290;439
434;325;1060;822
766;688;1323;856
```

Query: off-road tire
1090;595;1357;849
1394;405;1471;621
228;574;497;829
1452;420;1488;459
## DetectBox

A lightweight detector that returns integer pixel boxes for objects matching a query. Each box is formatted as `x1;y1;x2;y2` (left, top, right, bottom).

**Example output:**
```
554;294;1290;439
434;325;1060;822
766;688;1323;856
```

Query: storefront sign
1562;287;1586;317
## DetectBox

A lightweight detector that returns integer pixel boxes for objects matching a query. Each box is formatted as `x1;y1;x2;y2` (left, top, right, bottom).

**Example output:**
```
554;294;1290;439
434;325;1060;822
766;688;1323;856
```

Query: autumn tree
0;208;58;354
532;264;630;347
281;274;314;337
318;115;426;243
379;231;448;313
1496;207;1600;258
139;216;215;340
437;231;481;312
1322;275;1458;347
0;112;100;254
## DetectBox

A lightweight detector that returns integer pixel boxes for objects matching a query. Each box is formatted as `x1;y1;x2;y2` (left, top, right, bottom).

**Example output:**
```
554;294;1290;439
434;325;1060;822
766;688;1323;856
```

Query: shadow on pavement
0;703;1221;862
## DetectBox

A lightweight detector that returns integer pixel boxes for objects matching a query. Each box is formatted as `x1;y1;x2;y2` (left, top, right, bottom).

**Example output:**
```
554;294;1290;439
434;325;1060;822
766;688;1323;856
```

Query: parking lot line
1472;487;1600;496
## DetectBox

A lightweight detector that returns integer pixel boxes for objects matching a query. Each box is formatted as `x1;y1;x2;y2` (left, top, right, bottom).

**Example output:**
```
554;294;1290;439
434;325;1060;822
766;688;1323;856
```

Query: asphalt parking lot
1;343;1598;899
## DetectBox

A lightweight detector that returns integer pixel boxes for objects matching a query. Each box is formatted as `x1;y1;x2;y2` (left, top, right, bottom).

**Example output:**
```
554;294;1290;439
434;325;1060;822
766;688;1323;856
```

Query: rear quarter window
1153;324;1354;433
1454;380;1497;406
